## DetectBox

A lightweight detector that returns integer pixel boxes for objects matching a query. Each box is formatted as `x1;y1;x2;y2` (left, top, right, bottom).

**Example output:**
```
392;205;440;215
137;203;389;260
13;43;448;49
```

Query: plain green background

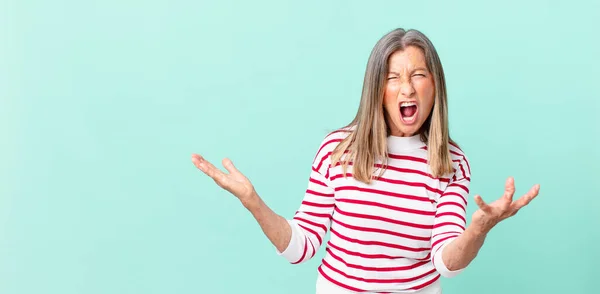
2;0;599;293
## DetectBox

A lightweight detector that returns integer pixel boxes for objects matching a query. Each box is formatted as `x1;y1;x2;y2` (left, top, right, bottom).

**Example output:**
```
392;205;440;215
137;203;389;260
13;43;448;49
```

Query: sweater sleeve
431;153;471;277
276;134;340;264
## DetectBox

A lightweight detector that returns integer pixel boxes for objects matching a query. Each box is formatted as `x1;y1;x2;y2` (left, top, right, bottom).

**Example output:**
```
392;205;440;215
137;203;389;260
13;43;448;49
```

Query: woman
192;28;540;293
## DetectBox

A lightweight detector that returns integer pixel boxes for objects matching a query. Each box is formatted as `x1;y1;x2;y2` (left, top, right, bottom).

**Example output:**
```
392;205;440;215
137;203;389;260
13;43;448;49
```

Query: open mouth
399;101;418;124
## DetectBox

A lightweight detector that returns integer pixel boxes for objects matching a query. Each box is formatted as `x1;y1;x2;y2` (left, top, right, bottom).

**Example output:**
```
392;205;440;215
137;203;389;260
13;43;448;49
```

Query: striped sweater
277;129;471;293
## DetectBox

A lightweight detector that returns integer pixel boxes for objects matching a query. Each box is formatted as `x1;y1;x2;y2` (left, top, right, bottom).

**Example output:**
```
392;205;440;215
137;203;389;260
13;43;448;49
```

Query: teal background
2;0;599;293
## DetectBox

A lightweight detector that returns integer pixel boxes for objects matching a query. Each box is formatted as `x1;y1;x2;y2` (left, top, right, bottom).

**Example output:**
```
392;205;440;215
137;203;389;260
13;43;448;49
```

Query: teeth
400;101;416;107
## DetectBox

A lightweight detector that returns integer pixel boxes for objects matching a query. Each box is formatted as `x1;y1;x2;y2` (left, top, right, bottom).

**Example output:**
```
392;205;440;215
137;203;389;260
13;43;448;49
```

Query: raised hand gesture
471;177;540;233
191;154;256;205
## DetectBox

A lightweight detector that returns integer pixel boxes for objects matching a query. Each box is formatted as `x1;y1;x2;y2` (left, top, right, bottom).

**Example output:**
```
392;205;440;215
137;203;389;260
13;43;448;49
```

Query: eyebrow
387;67;428;75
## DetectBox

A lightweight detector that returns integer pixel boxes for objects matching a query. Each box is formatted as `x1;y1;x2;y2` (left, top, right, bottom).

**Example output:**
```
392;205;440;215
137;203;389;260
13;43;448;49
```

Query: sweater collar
387;134;426;152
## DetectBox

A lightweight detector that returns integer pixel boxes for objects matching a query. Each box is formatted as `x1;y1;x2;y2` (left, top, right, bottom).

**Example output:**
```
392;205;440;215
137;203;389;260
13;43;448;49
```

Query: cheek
415;80;435;105
384;83;400;107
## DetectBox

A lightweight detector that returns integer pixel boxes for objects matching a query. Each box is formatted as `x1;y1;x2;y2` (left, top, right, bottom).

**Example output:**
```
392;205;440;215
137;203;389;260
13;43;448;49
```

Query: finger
512;184;540;210
474;195;493;214
222;158;241;175
503;176;515;201
192;154;228;184
191;154;208;172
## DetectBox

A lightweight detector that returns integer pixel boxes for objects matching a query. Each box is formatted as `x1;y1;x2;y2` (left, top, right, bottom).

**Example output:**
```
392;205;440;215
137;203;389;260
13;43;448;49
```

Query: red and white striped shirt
278;128;471;293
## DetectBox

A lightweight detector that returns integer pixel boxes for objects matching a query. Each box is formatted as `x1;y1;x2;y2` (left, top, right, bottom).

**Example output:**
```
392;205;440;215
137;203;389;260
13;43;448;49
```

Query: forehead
388;46;426;70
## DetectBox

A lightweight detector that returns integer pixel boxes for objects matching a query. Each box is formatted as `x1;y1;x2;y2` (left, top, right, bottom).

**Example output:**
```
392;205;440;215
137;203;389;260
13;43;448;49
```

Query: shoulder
316;126;354;153
311;126;353;167
448;141;471;178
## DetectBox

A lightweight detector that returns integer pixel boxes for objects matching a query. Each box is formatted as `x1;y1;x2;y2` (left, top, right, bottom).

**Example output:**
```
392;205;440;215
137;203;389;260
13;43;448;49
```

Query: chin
398;128;420;137
390;122;421;137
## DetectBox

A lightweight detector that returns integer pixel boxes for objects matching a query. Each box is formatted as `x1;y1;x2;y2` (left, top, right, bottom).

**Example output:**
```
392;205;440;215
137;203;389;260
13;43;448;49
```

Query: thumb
222;158;240;175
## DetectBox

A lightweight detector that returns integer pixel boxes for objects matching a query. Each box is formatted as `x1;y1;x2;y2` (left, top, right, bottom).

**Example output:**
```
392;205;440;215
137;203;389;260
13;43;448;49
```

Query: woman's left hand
471;177;540;234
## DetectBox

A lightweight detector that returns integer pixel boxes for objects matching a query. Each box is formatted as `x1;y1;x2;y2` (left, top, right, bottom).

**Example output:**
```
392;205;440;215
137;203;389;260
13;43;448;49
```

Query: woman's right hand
192;153;292;252
191;154;257;206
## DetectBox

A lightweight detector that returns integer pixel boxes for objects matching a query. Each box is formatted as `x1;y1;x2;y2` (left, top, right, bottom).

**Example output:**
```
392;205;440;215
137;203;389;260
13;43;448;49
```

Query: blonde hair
331;28;455;183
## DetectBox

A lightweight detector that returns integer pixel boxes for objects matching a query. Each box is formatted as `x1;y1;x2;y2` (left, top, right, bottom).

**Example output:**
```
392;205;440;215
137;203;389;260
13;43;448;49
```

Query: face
383;46;435;137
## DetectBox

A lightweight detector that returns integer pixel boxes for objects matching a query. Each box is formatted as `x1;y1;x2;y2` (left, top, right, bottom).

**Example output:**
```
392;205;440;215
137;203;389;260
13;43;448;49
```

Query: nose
399;81;415;98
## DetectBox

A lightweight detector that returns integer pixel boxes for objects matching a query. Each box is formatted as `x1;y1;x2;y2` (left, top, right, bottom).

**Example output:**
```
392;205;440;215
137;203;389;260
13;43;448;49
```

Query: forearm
441;223;489;271
242;192;292;253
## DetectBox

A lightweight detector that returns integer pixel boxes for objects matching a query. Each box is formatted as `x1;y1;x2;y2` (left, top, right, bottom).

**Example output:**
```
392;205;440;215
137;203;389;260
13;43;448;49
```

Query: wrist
467;222;492;237
241;191;261;211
